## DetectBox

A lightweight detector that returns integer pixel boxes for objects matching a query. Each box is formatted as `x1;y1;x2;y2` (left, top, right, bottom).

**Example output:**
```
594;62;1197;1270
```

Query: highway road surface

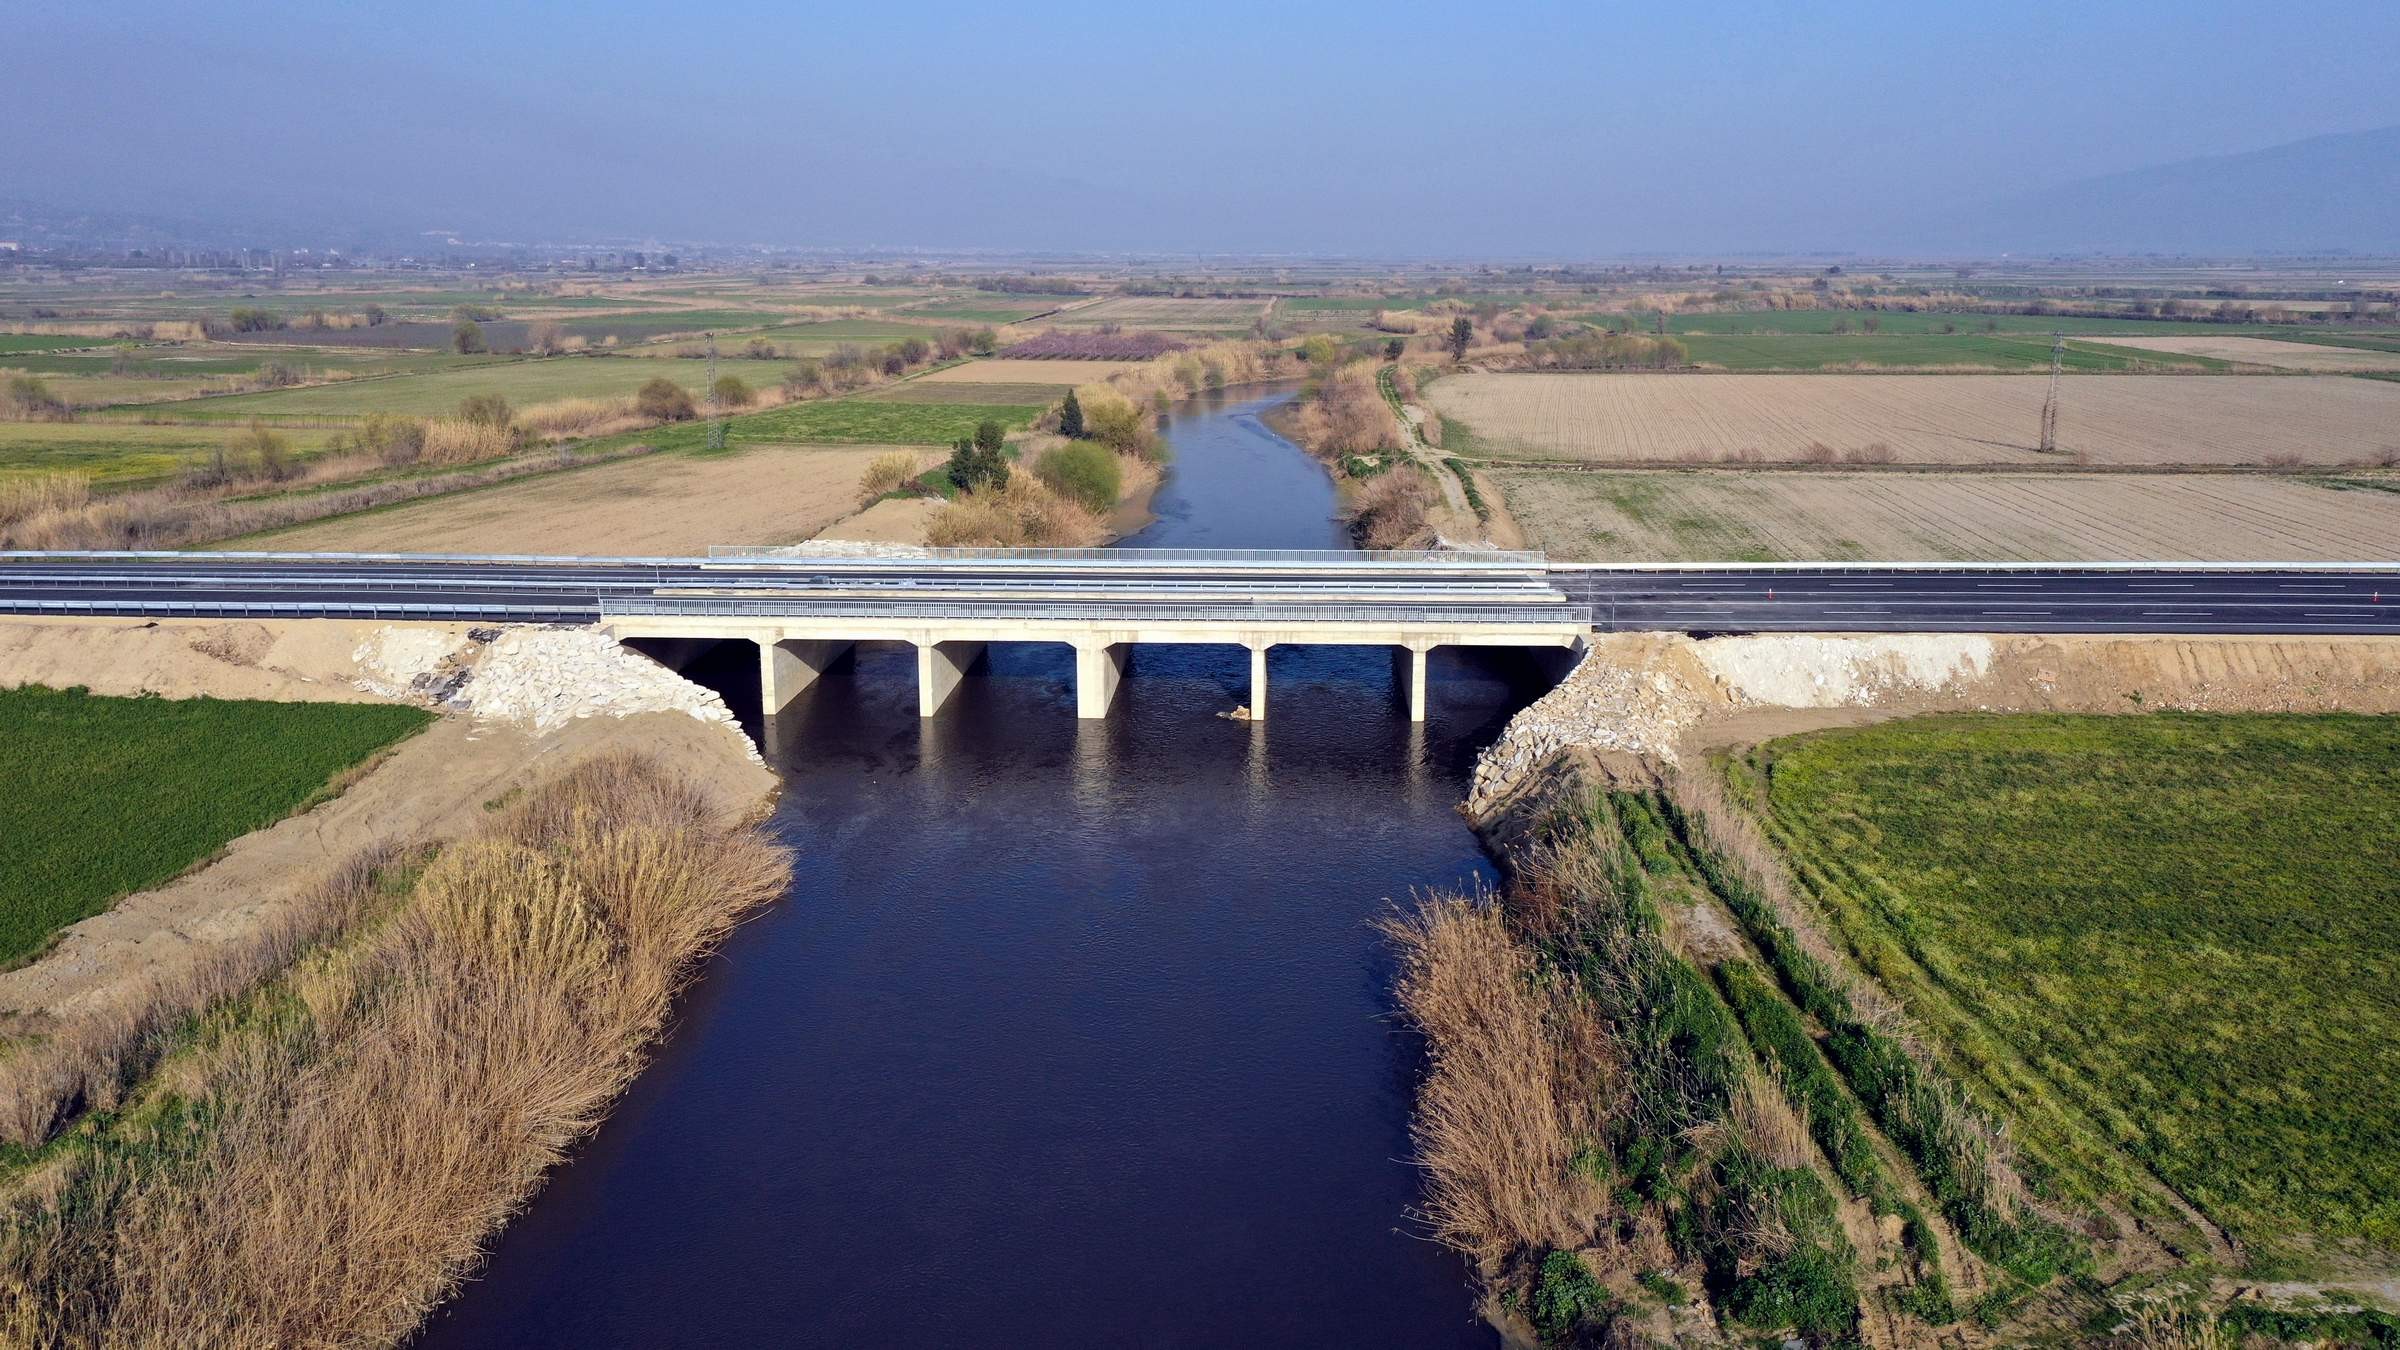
1;551;2397;635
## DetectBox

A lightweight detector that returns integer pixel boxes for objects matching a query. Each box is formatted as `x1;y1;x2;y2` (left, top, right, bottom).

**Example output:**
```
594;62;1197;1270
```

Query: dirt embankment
0;617;775;1029
1470;630;2400;815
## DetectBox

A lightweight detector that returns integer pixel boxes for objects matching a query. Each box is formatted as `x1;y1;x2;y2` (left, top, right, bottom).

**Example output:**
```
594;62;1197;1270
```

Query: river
420;387;1532;1348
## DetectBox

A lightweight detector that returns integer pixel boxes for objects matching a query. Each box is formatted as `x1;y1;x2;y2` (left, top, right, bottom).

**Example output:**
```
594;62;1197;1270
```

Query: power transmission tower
704;332;726;452
2039;330;2063;454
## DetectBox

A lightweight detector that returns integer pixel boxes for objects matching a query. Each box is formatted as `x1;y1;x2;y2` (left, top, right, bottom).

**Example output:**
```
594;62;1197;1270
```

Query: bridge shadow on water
418;636;1555;1350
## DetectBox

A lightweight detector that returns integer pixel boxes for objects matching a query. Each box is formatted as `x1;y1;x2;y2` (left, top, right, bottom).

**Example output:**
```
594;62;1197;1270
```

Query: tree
974;418;1005;456
1299;334;1342;365
452;319;487;354
946;437;1009;493
1384;337;1406;361
458;394;513;428
635;377;696;422
527;321;566;355
362;303;387;327
1446;316;1474;362
1058;389;1086;439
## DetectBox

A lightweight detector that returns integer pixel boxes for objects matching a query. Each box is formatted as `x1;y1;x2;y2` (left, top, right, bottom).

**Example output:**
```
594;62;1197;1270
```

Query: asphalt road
1;553;2397;634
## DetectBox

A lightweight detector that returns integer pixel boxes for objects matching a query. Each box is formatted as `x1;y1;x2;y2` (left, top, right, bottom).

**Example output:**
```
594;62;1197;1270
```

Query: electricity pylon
2039;330;2063;454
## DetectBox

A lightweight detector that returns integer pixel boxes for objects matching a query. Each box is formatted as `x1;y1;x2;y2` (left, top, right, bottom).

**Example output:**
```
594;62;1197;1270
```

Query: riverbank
1414;631;2400;1344
0;616;787;1346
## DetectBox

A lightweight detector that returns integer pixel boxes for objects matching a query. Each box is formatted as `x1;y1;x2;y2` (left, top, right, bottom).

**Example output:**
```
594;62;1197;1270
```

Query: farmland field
859;382;1065;406
246;442;897;554
0;683;429;964
1679;333;2221;372
1490;468;2400;562
1046;296;1271;330
1426;371;2400;466
1592;309;2381;337
2082;334;2400;372
143;356;719;419
913;358;1138;384
1746;713;2400;1257
726;398;1040;445
0;422;345;485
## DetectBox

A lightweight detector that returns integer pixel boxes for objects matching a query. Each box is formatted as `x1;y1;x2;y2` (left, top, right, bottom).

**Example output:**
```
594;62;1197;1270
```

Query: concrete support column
759;638;853;715
916;640;986;718
1074;641;1128;720
1247;642;1271;722
1394;640;1436;722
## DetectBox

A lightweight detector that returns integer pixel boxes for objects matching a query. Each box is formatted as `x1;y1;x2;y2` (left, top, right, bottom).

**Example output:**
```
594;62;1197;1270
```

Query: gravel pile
1467;640;1709;812
350;624;751;755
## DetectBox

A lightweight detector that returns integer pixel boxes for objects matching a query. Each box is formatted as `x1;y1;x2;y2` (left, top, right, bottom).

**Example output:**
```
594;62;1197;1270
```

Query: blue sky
6;0;2397;252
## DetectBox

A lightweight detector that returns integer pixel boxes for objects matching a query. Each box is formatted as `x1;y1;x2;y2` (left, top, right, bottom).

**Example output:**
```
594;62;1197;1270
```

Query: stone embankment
355;624;750;751
1469;630;2400;815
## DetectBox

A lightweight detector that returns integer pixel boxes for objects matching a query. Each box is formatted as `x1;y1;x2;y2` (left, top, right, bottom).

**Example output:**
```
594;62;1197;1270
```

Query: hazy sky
7;0;2397;253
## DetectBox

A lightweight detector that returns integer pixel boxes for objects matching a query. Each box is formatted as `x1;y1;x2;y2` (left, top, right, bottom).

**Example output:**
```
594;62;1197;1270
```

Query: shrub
359;413;428;467
709;375;754;408
451;319;488;355
2;375;71;421
255;360;302;389
1034;441;1121;512
945;437;1010;493
923;474;1097;547
635;377;697;422
232;421;300;482
527;321;566;355
1348;466;1436;549
1529;1250;1615;1344
228;306;284;333
458;394;514;428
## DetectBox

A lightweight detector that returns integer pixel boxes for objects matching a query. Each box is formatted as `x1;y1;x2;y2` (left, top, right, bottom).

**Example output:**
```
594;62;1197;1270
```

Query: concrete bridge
6;546;2399;722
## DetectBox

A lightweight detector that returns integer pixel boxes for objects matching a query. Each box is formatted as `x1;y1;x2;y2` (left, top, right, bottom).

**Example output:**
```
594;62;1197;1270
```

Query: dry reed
0;753;791;1346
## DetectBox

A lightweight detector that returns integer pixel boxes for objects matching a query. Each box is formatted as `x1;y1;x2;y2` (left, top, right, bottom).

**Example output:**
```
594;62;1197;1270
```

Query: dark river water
421;387;1531;1348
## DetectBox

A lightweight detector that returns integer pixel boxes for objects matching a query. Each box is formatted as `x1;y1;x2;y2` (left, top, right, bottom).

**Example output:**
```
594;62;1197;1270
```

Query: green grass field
859;381;1066;405
1751;713;2400;1259
0;334;126;354
0;423;345;485
140;356;718;419
0;685;430;965
723;398;1041;445
1677;333;2228;372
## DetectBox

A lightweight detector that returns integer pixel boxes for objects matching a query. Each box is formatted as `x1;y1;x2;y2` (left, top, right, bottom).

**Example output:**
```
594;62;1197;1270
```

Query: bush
635;377;697;422
451;319;487;355
457;394;513;428
1529;1250;1615;1345
228;306;284;333
1034;441;1121;512
358;413;428;467
945;437;1010;493
232;421;299;482
857;451;920;506
710;375;754;408
2;376;71;421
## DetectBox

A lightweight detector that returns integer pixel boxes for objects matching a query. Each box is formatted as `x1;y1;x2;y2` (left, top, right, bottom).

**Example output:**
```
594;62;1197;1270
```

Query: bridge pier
1248;642;1270;721
916;639;986;718
1393;640;1436;722
759;638;854;714
1074;641;1129;720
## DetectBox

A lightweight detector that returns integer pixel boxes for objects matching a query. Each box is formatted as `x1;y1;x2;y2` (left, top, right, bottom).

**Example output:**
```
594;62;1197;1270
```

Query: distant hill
1911;125;2400;256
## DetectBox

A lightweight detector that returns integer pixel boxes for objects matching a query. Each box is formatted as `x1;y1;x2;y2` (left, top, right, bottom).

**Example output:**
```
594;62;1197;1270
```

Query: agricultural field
1745;713;2400;1258
0;422;345;486
0;334;131;354
859;382;1066;406
146;355;720;419
246;442;898;554
1046;296;1270;331
1678;333;2221;372
896;294;1072;323
1588;309;2386;338
0;683;429;964
726;398;1041;445
1426;371;2400;466
1489;468;2400;562
2083;334;2400;372
913;358;1138;384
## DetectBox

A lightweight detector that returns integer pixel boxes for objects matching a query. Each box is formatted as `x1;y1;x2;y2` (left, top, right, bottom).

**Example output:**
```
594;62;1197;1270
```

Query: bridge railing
605;596;1591;626
704;545;1547;567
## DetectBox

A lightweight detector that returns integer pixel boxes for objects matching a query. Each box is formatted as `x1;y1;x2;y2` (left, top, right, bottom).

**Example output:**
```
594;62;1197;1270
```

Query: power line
2039;330;2063;455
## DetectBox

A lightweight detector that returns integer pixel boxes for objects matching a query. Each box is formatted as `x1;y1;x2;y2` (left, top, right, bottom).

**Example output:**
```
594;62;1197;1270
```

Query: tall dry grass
1382;891;1620;1266
0;753;792;1347
924;473;1100;547
1348;467;1437;549
514;396;642;439
856;450;924;507
0;474;91;526
1288;362;1406;459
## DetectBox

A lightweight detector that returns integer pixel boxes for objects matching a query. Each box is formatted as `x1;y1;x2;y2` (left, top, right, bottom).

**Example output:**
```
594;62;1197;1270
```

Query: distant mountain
1910;125;2400;256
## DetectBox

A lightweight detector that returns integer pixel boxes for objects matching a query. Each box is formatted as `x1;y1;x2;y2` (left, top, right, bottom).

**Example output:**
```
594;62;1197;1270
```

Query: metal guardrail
605;597;1592;625
0;599;588;620
1548;560;2400;574
705;545;1547;567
